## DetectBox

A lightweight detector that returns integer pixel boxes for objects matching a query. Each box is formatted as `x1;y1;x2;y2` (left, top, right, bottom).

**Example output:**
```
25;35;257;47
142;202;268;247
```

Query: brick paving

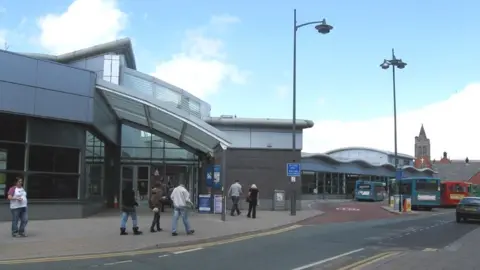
301;201;400;225
0;209;321;260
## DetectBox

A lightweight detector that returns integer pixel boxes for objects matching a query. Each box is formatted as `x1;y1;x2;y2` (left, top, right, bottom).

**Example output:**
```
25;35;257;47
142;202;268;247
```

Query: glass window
29;145;79;173
331;173;339;194
325;173;332;194
461;198;480;205
0;113;26;142
0;172;23;198
154;84;181;106
301;171;315;194
121;125;152;148
27;174;78;199
87;165;103;196
137;166;149;180
0;143;25;171
122;73;153;95
317;173;325;194
415;181;438;192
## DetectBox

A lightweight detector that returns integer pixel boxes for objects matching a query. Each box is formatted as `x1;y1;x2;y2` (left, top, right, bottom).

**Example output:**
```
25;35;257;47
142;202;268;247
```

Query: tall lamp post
291;9;333;216
380;49;407;212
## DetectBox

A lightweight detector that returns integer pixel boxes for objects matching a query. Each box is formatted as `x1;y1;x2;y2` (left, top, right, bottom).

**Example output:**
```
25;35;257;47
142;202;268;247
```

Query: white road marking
103;260;132;266
173;248;203;255
291;248;365;270
158;255;169;258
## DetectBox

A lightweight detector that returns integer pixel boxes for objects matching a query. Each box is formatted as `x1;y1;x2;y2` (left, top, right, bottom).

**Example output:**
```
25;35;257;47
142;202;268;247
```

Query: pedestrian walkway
0;209;321;260
361;226;480;269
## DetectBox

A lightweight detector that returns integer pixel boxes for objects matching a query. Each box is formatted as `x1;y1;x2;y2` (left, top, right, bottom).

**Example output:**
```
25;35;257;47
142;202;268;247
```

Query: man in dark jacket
120;182;142;235
150;183;165;232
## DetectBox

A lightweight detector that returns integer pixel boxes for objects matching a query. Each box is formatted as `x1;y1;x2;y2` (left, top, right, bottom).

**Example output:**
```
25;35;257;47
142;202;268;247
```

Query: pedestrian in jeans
8;176;28;237
170;183;195;236
149;183;165;233
228;180;243;216
247;184;259;219
120;182;142;235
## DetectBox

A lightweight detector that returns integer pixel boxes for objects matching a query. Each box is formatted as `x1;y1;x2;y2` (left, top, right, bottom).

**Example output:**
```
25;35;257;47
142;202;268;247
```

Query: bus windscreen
416;181;438;192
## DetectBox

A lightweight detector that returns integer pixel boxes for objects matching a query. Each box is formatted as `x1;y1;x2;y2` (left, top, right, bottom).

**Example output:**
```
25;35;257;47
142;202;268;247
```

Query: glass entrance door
120;165;151;208
136;166;150;207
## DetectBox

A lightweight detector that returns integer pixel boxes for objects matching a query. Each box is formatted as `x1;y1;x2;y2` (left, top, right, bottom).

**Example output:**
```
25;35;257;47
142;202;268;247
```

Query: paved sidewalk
0;209;321;260
362;226;480;269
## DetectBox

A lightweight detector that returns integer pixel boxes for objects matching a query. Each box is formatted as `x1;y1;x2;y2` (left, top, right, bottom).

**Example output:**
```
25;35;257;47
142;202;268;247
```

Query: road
2;206;474;270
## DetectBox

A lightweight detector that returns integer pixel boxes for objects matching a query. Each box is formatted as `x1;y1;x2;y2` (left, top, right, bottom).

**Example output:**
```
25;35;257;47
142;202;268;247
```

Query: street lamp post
291;9;333;216
380;49;407;212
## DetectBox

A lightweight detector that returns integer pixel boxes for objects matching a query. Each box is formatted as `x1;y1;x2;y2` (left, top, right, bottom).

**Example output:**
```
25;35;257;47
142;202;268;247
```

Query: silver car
456;197;480;222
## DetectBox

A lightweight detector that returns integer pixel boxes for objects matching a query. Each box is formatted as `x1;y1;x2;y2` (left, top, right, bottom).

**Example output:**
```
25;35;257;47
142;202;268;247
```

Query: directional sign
287;163;301;177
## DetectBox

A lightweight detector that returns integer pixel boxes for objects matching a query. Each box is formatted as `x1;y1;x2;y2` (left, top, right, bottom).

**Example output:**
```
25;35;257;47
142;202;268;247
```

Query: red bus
440;181;470;207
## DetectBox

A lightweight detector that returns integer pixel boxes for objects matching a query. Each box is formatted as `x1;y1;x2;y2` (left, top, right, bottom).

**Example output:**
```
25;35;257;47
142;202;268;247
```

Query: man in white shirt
170;184;195;236
228;180;243;216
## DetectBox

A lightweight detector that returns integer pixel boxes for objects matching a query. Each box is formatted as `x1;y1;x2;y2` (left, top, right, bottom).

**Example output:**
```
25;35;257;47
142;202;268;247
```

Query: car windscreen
460;198;480;205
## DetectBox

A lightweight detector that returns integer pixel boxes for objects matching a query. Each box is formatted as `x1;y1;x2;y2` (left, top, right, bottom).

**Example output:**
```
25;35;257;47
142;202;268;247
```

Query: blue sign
287;163;301;177
205;165;222;189
198;194;212;213
395;169;403;180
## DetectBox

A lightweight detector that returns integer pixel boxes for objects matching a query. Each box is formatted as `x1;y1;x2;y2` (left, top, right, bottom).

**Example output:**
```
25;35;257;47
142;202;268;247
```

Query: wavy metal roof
325;146;415;160
302;153;436;174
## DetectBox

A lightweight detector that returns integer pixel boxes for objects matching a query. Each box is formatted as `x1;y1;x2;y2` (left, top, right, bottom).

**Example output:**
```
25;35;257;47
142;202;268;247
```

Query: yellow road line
337;251;402;270
0;224;302;265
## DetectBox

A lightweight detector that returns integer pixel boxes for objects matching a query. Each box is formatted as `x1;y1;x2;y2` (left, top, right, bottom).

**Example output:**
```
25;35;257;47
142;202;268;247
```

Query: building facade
301;147;434;199
0;38;311;220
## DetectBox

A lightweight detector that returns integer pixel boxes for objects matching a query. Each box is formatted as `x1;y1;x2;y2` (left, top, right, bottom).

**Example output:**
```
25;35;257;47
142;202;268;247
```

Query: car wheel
456;215;462;223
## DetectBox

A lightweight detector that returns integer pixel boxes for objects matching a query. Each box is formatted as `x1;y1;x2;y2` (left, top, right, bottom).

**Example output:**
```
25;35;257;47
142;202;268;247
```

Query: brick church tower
414;124;433;169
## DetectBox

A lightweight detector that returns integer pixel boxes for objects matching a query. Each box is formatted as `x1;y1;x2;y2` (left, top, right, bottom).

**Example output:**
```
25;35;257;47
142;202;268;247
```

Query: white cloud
37;0;127;54
151;15;247;99
303;83;480;160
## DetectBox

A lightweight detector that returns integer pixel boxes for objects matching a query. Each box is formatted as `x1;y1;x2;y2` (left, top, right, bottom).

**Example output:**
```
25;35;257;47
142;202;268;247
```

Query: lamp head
380;60;390;70
315;19;333;34
396;60;407;69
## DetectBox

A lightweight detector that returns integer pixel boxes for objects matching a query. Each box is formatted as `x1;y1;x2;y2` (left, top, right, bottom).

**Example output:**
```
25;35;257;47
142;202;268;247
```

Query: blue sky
0;0;478;157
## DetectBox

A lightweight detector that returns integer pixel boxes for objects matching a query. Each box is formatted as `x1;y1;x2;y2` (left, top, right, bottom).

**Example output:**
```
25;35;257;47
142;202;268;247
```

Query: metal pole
391;48;402;213
291;9;297;216
221;148;227;221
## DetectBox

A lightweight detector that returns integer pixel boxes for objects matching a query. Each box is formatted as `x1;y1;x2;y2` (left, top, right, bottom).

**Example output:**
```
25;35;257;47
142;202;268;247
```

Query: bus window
400;183;412;194
416;181;438;192
358;184;371;190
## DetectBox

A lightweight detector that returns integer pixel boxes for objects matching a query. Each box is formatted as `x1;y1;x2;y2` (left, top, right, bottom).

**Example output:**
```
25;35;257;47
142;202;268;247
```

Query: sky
0;0;479;159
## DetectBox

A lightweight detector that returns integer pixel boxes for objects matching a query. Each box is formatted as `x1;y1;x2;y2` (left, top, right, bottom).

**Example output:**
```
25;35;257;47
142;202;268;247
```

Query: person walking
228;180;243;216
7;176;28;237
120;182;142;235
149;183;164;233
247;184;259;219
170;183;195;236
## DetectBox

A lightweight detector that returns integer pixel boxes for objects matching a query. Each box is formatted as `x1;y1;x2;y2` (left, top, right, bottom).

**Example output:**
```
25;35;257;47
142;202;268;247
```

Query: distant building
414;124;480;182
414;124;433;169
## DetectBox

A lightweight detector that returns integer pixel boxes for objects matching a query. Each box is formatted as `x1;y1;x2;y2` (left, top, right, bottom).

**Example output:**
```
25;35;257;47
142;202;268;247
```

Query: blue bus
355;180;386;201
397;177;441;210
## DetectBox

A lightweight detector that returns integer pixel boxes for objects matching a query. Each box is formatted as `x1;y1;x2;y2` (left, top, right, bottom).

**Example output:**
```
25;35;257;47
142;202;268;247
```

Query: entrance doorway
120;165;151;208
